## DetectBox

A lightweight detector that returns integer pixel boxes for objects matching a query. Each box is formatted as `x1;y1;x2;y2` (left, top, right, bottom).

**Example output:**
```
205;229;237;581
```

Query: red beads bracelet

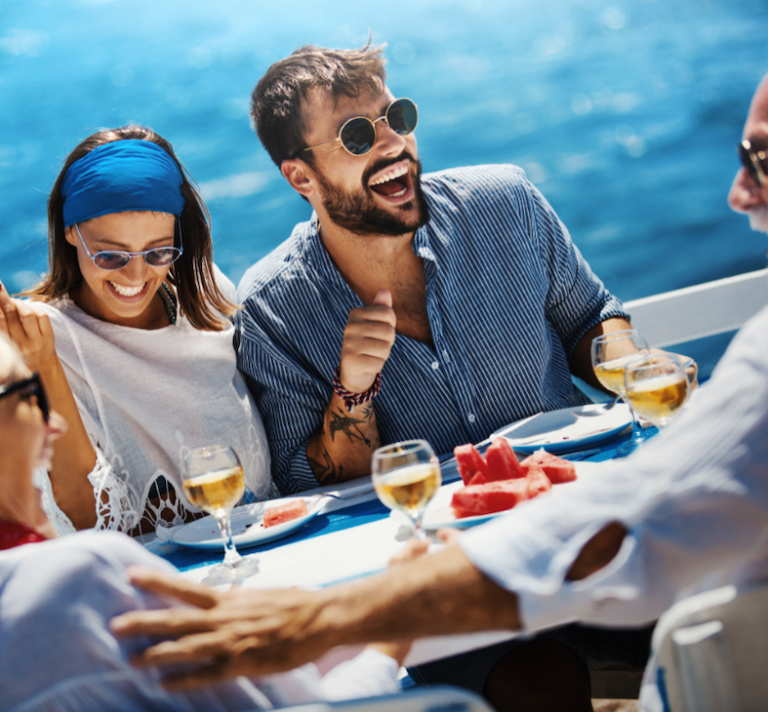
332;366;382;412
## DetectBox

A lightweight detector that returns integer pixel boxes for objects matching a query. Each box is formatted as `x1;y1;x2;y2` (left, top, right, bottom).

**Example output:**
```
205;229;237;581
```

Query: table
151;426;650;667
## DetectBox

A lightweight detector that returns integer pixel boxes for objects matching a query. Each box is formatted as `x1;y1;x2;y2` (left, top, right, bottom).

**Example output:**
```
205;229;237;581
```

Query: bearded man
236;43;633;495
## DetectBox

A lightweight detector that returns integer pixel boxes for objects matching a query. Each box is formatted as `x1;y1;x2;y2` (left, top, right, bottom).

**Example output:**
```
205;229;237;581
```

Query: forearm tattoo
329;407;372;447
308;448;345;485
308;403;379;483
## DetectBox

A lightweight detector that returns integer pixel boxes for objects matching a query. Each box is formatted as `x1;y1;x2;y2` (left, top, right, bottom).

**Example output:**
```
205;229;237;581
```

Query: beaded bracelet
332;366;382;412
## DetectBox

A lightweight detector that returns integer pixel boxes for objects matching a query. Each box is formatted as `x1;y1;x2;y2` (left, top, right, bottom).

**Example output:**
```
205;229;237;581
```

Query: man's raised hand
338;290;395;394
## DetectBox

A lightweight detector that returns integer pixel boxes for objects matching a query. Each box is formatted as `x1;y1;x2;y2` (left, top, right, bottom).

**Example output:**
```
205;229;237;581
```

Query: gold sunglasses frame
300;98;418;157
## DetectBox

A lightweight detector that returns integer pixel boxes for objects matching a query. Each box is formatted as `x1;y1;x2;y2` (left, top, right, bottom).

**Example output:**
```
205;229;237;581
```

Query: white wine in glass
591;329;650;456
624;354;689;428
181;445;257;578
372;440;441;539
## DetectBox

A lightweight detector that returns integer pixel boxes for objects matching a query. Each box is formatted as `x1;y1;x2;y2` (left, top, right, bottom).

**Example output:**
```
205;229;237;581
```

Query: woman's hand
0;282;57;373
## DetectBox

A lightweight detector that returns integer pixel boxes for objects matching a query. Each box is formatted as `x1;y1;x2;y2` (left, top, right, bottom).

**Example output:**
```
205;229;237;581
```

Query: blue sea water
2;0;767;356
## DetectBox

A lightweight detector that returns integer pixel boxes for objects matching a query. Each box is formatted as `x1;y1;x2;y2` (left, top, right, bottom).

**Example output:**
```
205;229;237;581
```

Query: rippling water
2;0;767;347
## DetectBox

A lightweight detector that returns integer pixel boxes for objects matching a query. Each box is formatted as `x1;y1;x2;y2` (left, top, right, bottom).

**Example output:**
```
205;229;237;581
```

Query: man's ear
281;159;316;199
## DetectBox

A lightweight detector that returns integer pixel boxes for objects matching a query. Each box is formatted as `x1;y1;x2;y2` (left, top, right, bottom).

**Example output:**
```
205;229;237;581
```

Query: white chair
271;686;493;712
653;584;768;712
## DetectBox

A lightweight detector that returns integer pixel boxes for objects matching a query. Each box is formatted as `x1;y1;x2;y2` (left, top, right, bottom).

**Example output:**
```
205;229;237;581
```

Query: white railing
625;268;768;348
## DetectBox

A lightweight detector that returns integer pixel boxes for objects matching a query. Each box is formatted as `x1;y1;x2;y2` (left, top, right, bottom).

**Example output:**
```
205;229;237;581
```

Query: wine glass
372;440;442;540
181;445;258;579
624;354;689;429
591;329;651;456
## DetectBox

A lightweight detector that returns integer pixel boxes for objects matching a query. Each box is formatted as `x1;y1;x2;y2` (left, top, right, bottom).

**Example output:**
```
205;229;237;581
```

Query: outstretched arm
111;523;626;690
111;542;516;689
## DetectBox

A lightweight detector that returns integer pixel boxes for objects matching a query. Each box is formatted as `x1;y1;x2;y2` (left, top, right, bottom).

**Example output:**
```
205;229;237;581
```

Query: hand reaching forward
338;290;396;393
111;567;334;689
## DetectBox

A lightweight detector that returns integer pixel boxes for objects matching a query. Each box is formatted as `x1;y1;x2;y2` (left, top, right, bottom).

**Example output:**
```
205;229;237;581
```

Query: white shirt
0;532;399;712
35;271;272;533
459;303;768;710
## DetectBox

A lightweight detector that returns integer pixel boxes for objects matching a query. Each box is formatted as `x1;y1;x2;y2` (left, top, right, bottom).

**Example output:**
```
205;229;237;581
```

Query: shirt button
468;413;476;423
431;361;440;370
442;350;451;362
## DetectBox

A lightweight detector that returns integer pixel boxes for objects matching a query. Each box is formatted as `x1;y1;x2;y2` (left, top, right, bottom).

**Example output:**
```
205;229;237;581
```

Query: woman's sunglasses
301;98;418;157
0;373;50;423
738;139;767;187
74;221;184;271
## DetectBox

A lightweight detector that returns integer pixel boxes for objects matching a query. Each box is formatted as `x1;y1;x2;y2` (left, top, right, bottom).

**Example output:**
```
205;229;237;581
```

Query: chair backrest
653;584;768;712
624;268;768;348
270;686;494;712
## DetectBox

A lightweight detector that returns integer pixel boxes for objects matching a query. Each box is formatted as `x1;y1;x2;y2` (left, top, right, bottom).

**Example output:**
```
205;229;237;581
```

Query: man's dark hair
251;42;387;168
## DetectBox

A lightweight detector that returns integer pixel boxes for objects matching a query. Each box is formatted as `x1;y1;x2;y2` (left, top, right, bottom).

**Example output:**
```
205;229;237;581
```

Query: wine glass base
615;439;644;457
201;556;260;586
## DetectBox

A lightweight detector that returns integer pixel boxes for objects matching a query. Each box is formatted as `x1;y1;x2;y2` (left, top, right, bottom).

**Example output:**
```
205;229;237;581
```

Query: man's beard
748;204;768;233
316;152;430;237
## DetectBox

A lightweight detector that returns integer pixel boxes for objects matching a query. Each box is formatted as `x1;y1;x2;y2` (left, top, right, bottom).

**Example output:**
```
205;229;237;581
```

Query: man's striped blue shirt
236;165;628;495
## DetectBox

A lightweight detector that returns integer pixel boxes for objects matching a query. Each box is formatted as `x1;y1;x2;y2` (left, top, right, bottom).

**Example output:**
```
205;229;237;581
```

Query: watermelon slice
451;479;530;518
454;443;489;485
525;466;553;498
263;499;309;528
467;472;488;486
484;437;527;481
521;449;577;484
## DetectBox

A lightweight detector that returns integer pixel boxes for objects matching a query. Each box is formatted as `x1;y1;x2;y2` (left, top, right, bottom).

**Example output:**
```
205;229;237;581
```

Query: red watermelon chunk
451;479;530;518
454;443;489;485
263;499;309;528
485;437;527;481
467;472;488;486
525;467;553;498
521;449;577;484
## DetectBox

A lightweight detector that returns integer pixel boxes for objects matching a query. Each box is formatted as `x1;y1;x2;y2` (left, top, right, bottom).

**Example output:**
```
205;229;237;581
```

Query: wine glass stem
215;511;242;567
622;397;646;443
409;511;428;540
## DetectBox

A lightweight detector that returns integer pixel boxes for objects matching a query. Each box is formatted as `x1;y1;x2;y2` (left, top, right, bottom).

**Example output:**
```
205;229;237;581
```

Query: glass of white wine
181;444;257;578
624;354;689;429
591;329;651;456
372;439;442;540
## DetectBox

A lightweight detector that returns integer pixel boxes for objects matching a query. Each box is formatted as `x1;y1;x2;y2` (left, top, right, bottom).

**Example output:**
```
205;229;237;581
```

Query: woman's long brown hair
23;125;235;331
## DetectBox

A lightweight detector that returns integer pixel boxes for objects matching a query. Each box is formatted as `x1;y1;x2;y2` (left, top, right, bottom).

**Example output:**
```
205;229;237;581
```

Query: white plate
171;495;329;550
491;403;632;453
423;460;608;530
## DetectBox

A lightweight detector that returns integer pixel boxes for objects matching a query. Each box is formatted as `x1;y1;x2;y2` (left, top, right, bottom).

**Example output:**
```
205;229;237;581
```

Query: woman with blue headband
0;125;272;534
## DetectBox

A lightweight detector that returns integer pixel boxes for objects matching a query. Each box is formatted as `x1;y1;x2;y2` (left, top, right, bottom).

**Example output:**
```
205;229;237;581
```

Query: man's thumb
373;289;393;307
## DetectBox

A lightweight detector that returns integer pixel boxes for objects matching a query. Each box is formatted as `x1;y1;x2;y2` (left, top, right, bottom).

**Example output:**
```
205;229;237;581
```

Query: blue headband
61;139;185;227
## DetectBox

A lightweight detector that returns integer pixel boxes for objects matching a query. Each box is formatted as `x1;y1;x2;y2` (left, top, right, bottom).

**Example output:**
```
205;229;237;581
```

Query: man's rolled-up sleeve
525;181;629;357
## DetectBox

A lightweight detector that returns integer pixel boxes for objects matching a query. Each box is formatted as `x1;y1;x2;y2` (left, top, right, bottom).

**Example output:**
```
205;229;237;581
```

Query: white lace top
35;273;272;534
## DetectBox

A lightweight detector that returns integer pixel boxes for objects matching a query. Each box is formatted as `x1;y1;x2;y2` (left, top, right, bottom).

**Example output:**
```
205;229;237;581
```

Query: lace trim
88;450;140;532
33;468;76;536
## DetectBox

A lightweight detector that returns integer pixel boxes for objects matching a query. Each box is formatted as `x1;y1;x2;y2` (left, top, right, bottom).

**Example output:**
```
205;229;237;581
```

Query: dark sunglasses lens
739;143;760;182
340;118;377;155
94;252;131;270
16;378;49;423
388;99;418;135
33;380;50;423
145;247;181;267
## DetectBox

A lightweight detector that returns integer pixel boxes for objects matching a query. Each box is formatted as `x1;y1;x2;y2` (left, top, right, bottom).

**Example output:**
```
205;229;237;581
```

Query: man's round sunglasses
300;98;418;157
74;221;184;271
0;373;50;423
738;139;767;187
